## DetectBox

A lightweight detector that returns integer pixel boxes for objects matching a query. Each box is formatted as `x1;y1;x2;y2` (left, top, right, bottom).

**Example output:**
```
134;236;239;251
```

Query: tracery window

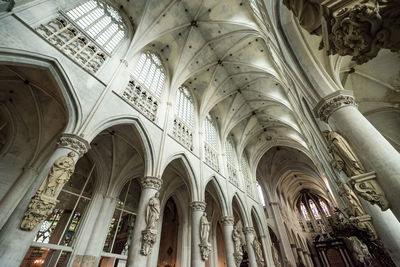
204;113;219;170
309;199;321;220
300;202;310;221
132;51;166;98
103;180;137;256
241;156;252;195
66;0;126;53
319;199;331;217
175;86;194;128
256;181;266;206
225;138;238;185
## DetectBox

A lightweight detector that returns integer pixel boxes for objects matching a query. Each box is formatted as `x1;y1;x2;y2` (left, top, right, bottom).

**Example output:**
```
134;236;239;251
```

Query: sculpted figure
146;192;160;230
272;245;281;267
347;236;373;265
282;0;324;34
40;152;76;197
252;238;265;266
324;131;365;178
338;181;365;218
232;225;243;254
200;212;210;244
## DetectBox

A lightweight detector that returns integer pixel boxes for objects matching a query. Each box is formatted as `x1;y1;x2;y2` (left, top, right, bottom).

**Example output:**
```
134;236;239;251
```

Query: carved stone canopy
57;133;90;157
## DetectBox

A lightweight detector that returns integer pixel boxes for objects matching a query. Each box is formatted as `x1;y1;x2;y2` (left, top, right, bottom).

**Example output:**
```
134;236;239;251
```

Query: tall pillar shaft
317;92;400;220
190;201;206;267
0;134;89;267
270;203;296;266
243;227;257;267
220;216;236;267
126;176;162;267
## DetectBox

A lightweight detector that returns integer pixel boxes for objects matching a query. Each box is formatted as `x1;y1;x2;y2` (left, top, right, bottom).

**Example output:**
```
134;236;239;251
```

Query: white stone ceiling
115;0;307;161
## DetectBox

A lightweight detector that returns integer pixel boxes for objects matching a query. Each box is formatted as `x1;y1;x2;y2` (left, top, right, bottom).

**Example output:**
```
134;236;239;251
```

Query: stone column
126;176;162;267
243;227;257;267
0;134;89;267
316;92;400;220
220;216;236;267
270;202;296;266
190;201;206;267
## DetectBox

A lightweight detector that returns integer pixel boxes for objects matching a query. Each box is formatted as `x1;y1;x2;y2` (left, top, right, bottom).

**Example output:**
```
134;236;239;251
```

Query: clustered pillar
243;227;257;267
220;216;236;267
190;201;207;267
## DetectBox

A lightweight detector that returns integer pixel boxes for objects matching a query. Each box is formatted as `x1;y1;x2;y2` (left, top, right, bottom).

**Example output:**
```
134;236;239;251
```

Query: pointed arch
204;177;229;217
232;193;249;226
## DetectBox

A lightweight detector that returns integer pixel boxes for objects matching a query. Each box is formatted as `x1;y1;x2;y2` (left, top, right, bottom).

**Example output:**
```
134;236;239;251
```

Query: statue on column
252;237;265;266
21;152;76;231
141;192;160;256
199;212;212;261
232;225;243;266
345;236;373;266
323;131;365;178
272;245;282;267
282;0;324;35
338;181;364;218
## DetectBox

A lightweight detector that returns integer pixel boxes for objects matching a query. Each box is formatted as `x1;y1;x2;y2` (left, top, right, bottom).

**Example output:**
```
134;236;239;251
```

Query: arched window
256;181;266;206
319;199;331;217
225;138;238;185
300;202;310;221
66;0;126;53
175;86;194;127
309;199;321;220
204;113;217;148
133;51;166;98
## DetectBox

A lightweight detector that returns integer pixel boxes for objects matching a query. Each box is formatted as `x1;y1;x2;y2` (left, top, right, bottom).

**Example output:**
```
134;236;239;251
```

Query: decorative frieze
140;176;162;190
57;133;90;158
316;94;357;122
122;79;158;121
21;152;76;231
220;216;235;226
350;172;390;211
190;201;206;211
36;12;108;73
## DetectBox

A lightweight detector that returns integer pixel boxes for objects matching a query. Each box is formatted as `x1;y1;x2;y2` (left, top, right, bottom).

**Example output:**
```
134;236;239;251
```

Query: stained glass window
319;199;331;217
133;51;166;98
66;0;126;53
300;202;310;221
309;199;321;220
34;209;64;243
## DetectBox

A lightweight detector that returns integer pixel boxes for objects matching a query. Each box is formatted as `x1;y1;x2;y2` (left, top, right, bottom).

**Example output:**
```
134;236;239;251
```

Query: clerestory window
204;113;218;148
175;86;194;127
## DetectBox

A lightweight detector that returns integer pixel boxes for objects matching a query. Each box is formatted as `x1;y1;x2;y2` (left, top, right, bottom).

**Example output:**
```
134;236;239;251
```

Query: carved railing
204;143;219;171
35;12;108;73
172;116;193;151
227;163;238;186
122;79;158;121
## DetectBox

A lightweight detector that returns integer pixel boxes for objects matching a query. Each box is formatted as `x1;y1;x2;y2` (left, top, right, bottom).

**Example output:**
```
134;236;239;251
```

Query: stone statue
346;236;373;266
318;220;327;233
40;152;76;197
146;192;160;230
272;245;281;267
324;131;365;178
200;212;210;244
282;0;324;35
232;225;243;266
338;181;364;218
252;237;265;266
21;152;76;231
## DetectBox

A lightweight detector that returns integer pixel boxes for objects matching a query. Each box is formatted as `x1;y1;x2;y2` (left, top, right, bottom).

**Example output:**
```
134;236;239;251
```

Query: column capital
242;226;254;234
140;176;162;190
190;201;206;211
315;91;357;122
220;216;235;226
57;133;90;157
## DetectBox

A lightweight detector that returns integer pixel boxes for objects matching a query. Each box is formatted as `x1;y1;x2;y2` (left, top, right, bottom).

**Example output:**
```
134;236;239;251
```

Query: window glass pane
319;199;331;217
309;199;321;220
175;86;194;127
256;182;265;206
204;114;217;148
300;202;310;221
225;138;236;167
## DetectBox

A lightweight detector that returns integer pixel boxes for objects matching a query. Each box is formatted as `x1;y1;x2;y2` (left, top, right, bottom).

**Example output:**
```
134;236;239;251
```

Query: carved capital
350;171;390;211
20;194;58;231
220;216;235;226
140;176;162;190
140;229;157;255
315;92;357;122
243;226;254;235
57;133;90;157
190;201;206;211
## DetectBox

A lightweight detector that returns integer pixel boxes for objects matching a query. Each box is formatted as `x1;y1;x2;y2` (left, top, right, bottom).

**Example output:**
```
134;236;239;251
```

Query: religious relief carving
350;172;390;210
141;192;160;256
57;134;90;158
199;212;212;261
232;225;243;267
345;236;373;265
252;238;265;266
317;95;357;122
320;0;400;64
21;152;76;231
140;176;162;190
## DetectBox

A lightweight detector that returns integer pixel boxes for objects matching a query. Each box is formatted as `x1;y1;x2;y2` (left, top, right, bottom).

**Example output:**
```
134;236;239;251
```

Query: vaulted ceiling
114;0;307;163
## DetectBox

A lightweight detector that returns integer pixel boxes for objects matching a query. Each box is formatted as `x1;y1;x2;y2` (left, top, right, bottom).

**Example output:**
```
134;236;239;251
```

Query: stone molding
220;216;235;226
242;226;254;234
190;201;206;211
315;92;357;122
140;176;162;190
57;133;90;157
350;171;390;211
